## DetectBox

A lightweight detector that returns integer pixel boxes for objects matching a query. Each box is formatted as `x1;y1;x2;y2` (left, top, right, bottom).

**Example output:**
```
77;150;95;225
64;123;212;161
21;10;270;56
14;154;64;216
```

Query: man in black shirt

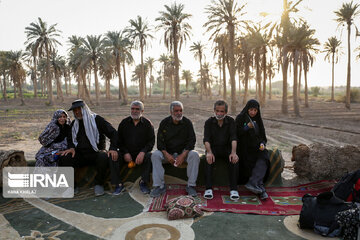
59;99;118;196
150;101;200;198
203;100;239;201
110;101;155;195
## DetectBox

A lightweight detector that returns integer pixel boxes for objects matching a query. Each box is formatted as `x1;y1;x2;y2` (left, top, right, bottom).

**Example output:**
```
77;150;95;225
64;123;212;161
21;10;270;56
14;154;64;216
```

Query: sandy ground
1;95;359;180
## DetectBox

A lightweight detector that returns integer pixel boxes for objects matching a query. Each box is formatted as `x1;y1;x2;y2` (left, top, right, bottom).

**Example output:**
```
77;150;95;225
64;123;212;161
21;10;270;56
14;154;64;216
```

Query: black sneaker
259;191;269;200
139;180;150;194
150;185;166;198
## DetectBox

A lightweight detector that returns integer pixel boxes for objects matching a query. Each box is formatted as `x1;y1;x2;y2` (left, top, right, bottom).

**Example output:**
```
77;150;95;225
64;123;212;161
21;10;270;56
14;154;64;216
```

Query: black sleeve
95;115;118;151
229;117;237;142
141;120;155;153
259;121;267;145
203;118;211;144
157;120;166;151
184;119;196;151
235;114;247;139
67;121;75;149
117;120;129;154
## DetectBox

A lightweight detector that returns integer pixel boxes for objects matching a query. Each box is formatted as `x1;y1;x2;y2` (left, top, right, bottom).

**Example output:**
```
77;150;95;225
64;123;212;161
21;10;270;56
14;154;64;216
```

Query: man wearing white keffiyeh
59;99;118;196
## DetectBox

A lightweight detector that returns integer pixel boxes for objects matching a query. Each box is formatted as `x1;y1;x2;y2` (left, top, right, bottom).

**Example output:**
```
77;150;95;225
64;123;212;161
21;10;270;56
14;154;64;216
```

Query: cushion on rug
164;195;204;220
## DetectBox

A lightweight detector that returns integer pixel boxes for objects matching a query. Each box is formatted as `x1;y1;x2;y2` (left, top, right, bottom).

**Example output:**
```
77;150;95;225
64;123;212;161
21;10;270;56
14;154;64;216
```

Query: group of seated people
35;98;270;201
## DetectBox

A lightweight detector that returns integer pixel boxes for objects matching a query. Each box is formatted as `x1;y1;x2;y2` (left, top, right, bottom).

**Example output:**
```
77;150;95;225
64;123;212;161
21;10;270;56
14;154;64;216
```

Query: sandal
230;190;240;201
203;189;213;199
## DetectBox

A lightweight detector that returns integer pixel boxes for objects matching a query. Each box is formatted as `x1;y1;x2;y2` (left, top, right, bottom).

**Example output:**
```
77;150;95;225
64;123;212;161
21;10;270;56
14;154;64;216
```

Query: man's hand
175;152;186;167
247;122;254;128
206;152;215;165
108;150;118;161
163;151;175;165
229;152;239;164
135;152;145;165
61;148;75;158
124;153;132;163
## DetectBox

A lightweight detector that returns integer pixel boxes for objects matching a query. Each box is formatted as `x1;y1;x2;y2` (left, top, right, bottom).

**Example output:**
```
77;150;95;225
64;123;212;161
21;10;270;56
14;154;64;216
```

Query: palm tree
50;51;65;102
126;16;153;101
24;43;38;98
82;35;105;105
156;2;192;100
267;60;276;100
204;0;246;114
181;70;192;98
25;17;61;105
323;37;342;102
190;41;206;99
334;1;360;109
99;50;115;100
104;31;127;103
158;54;169;99
7;51;26;105
277;0;303;114
120;36;133;99
213;34;229;100
0;51;9;101
145;57;155;97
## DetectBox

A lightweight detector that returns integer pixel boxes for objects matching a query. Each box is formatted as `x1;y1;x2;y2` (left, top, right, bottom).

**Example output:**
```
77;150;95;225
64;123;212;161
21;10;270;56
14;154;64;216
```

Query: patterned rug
148;180;336;216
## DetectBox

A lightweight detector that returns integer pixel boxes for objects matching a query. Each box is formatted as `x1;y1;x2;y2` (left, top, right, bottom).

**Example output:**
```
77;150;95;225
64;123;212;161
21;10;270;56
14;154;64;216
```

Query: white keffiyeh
72;103;99;151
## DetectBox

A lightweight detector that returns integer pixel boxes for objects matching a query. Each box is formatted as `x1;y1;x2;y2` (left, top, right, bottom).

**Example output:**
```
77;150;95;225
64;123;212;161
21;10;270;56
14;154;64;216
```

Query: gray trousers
151;150;200;187
248;158;267;187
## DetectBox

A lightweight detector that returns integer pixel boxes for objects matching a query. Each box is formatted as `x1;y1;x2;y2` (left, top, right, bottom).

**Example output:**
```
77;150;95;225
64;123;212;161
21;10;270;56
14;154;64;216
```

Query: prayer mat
148;180;336;216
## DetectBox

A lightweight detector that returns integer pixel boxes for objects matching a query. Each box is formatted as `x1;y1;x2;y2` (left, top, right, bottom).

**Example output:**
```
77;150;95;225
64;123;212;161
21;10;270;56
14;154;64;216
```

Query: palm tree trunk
222;49;227;100
33;56;37;98
186;78;189;98
298;62;302;101
140;44;145;101
331;53;335;101
199;57;203;100
45;45;53;105
293;51;300;117
255;51;261;102
2;74;7;101
243;61;250;104
346;23;351;109
162;66;166;99
304;68;309;108
77;75;81;98
170;75;173;98
269;72;272;100
229;24;236;114
81;70;92;104
18;80;25;106
64;73;68;96
122;62;128;100
281;50;289;114
14;84;17;99
116;58;127;104
93;61;100;105
173;33;180;100
262;50;267;106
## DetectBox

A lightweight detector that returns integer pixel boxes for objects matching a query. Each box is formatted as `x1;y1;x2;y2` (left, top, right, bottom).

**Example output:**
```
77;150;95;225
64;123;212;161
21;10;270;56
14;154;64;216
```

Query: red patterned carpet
148;180;336;216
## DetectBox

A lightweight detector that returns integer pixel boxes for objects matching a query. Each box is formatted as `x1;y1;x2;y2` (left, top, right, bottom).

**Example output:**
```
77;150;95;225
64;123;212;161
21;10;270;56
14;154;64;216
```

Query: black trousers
109;152;152;185
58;150;109;186
205;153;239;191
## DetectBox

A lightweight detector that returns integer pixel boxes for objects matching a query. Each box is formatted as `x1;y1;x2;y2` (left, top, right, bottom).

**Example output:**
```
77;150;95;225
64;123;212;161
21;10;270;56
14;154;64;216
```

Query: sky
0;0;360;88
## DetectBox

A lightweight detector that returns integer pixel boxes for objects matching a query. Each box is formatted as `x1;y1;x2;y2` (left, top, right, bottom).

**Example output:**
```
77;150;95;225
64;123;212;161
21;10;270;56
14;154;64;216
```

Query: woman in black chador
236;99;269;200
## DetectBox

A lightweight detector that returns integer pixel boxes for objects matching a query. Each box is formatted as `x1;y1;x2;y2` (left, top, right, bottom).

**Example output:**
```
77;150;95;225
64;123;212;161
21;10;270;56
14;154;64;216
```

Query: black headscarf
237;99;267;145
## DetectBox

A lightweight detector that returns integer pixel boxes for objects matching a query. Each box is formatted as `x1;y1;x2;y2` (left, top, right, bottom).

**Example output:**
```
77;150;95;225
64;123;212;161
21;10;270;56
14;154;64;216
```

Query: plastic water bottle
51;150;59;162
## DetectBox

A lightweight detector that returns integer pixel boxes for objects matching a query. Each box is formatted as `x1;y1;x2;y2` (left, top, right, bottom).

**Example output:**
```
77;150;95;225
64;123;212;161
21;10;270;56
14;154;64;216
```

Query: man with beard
110;101;155;195
150;101;200;198
203;100;239;200
60;99;118;196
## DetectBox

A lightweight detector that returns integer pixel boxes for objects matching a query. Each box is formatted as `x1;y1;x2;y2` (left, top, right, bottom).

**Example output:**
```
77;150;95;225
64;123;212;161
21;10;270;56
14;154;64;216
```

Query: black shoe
139;180;150;194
